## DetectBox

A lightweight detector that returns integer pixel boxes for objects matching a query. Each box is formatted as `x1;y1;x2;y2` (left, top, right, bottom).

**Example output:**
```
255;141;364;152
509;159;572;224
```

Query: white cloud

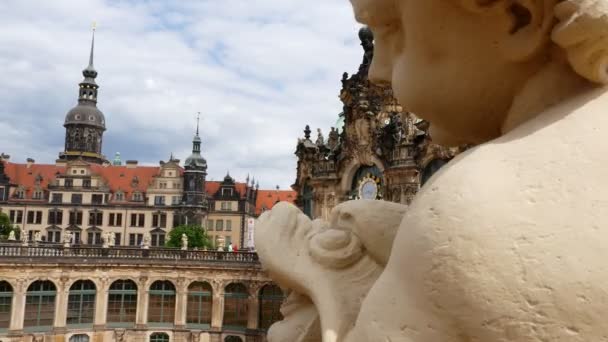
0;0;363;189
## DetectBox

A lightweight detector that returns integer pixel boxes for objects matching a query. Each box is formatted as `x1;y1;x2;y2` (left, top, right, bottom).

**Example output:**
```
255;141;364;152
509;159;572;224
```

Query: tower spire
82;22;98;80
196;112;200;136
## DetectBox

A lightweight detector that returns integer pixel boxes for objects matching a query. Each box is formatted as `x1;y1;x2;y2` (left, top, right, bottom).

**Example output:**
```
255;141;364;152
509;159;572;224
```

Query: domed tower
176;114;208;226
59;27;107;164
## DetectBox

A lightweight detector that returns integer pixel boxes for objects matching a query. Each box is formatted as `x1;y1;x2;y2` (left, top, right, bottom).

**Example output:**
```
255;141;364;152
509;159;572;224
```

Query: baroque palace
0;31;294;342
293;28;467;219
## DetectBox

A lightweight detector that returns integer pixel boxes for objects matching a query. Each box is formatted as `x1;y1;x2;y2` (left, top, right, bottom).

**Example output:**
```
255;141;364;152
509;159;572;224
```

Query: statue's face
350;0;543;144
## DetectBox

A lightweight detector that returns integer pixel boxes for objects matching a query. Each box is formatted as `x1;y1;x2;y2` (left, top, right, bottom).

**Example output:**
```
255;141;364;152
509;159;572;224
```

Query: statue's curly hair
458;0;608;84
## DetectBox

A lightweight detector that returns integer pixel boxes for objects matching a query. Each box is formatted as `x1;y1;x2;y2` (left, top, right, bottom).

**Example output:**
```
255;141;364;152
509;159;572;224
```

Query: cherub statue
181;233;188;251
33;231;42;243
259;0;608;341
7;231;15;241
20;230;28;246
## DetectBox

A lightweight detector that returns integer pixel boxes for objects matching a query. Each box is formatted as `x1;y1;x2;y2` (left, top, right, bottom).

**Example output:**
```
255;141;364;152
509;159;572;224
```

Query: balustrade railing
0;243;260;265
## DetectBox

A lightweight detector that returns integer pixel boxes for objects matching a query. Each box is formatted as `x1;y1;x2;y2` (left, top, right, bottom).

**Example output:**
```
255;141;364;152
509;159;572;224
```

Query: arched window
258;285;284;330
67;280;96;326
150;332;170;342
0;281;12;330
24;280;56;331
107;280;137;326
223;283;248;330
69;334;90;342
148;281;176;325
186;282;212;328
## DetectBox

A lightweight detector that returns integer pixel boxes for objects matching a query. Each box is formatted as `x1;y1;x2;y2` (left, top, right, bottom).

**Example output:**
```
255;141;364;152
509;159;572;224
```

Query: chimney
26;158;35;168
126;160;138;169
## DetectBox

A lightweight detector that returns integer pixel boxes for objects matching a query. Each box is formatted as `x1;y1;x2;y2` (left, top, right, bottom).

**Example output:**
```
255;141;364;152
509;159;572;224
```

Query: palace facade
293;28;467;219
0;30;295;342
0;30;296;249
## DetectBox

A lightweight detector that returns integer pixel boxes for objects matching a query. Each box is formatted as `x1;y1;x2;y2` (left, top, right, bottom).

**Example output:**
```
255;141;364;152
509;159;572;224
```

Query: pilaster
136;276;149;329
93;276;110;329
174;277;188;328
8;279;27;333
53;276;70;332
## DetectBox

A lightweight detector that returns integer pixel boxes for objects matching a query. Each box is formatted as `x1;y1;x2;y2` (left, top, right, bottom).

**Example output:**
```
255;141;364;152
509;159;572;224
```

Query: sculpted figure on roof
258;0;608;341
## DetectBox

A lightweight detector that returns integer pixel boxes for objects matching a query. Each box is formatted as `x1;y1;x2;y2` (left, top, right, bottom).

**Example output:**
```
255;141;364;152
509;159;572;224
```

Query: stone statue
7;231;15;241
256;201;407;341
181;233;188;250
216;235;225;251
63;232;73;248
109;232;116;247
141;232;151;249
101;232;109;248
258;0;608;341
19;229;29;246
33;231;41;243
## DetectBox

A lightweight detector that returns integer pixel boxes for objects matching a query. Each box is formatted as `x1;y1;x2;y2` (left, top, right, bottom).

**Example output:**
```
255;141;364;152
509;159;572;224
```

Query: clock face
359;179;378;200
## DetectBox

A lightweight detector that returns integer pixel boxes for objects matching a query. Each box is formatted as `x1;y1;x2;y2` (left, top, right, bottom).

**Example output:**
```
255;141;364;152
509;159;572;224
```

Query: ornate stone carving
255;201;407;341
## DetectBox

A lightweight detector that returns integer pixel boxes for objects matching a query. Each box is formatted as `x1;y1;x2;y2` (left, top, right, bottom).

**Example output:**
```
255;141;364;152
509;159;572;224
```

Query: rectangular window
91;194;103;205
207;220;214;231
65;179;73;188
82;179;91;188
109;213;123;227
9;210;23;224
69;212;83;225
47;231;61;243
222;188;233;196
226;220;232;232
114;233;121;246
154;196;165;206
114;192;124;201
51;193;63;203
221;202;227;210
71;194;82;204
216;220;223;231
227;202;233;211
26;211;43;224
88;212;103;226
130;214;145;227
33;191;43;200
225;235;232;246
129;233;143;246
87;232;102;245
172;196;180;205
48;211;63;225
73;232;81;244
152;213;167;228
151;234;166;247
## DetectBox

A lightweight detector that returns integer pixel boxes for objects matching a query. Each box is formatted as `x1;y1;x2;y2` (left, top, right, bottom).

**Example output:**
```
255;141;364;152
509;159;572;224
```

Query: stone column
174;277;188;329
94;277;110;330
136;276;149;329
53;276;70;332
8;279;27;334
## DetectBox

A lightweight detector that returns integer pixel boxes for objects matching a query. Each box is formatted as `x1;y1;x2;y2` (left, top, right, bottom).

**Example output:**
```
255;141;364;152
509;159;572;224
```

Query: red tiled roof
2;161;297;212
204;181;249;199
255;190;297;215
2;161;161;201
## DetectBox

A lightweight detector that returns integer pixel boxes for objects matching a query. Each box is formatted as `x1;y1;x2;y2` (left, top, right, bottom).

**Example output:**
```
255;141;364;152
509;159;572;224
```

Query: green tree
165;224;212;249
0;212;16;240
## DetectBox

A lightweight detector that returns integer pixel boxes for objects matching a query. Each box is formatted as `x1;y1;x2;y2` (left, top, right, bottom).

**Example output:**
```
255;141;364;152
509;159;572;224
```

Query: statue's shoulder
411;89;608;231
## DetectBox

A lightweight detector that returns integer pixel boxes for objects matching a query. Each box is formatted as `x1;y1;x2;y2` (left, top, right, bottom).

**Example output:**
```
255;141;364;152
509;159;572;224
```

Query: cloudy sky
0;0;363;189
